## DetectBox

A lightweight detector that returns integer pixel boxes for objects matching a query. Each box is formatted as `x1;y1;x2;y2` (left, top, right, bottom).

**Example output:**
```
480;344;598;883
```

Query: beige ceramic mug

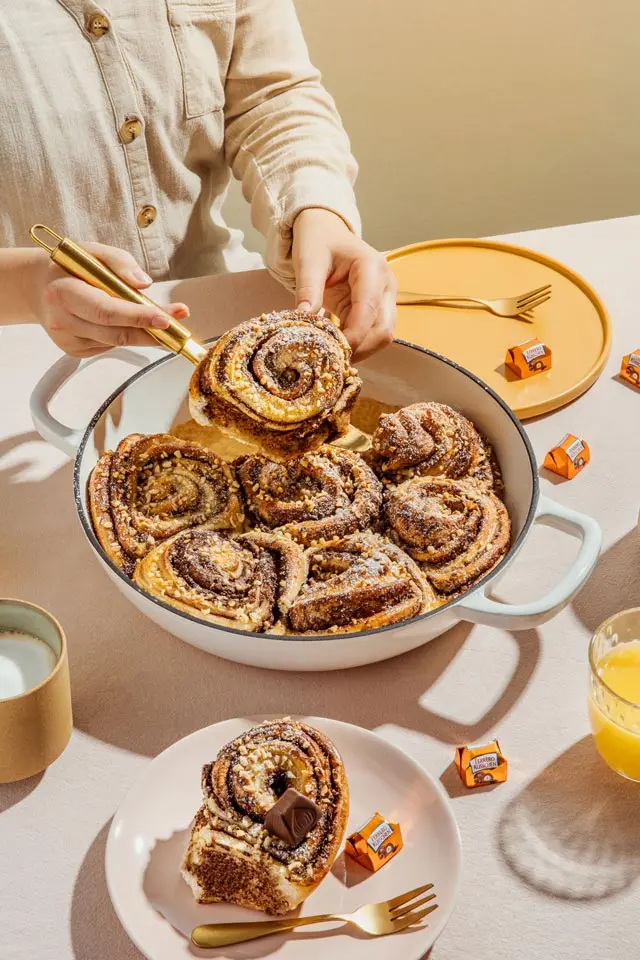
0;599;72;783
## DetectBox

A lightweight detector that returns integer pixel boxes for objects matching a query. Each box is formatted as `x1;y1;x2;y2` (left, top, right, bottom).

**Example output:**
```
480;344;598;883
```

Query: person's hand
292;208;397;361
39;243;190;358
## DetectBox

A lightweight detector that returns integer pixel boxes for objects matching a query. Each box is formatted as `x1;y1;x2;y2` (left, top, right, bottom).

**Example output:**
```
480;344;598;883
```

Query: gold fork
397;283;552;320
191;882;438;948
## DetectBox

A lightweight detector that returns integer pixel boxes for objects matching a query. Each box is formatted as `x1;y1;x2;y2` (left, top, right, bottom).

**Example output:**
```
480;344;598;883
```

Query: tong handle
29;225;206;364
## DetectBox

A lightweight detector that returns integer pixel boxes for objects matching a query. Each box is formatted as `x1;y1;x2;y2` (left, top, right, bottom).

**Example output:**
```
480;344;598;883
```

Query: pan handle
30;349;153;457
457;495;602;629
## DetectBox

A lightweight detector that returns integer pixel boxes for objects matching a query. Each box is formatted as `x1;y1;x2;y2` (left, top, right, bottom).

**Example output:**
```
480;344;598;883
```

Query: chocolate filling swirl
134;529;306;632
287;532;439;634
188;310;362;458
88;433;244;575
200;719;349;881
385;476;511;595
236;446;383;545
369;401;502;492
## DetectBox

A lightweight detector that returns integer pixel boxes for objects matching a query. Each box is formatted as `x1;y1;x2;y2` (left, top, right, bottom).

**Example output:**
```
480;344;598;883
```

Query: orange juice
589;640;640;781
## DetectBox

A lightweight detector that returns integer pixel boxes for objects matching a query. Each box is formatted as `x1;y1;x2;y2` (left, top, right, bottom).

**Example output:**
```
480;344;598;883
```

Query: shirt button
137;205;157;229
87;13;110;37
119;117;143;144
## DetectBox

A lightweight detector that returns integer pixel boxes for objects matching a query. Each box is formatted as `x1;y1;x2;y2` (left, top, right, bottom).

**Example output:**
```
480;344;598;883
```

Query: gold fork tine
390;892;437;920
518;293;551;310
516;284;551;306
519;293;552;312
392;903;439;931
387;882;434;910
519;283;551;299
518;286;552;305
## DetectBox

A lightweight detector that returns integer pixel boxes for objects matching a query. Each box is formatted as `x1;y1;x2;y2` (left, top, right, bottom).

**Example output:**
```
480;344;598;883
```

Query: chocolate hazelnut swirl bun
134;529;306;632
236;446;383;546
385;477;511;596
88;433;244;576
189;309;362;459
369;401;502;492
181;719;349;915
287;531;439;635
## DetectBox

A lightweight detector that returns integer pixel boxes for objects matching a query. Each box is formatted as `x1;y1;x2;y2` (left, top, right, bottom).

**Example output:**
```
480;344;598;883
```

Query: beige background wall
224;0;640;254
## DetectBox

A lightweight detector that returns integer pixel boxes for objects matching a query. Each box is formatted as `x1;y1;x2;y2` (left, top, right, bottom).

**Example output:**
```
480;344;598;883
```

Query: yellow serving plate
387;238;611;419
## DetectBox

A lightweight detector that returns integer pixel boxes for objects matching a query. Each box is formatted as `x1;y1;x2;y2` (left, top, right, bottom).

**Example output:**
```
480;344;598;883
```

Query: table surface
2;217;640;960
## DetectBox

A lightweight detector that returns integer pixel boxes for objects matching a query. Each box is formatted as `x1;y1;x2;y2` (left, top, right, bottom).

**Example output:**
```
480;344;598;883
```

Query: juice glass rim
589;606;640;711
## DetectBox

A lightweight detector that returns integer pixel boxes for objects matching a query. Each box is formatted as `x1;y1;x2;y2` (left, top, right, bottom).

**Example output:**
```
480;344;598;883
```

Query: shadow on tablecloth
0;430;540;758
498;736;640;900
571;530;640;633
0;771;43;813
70;821;144;960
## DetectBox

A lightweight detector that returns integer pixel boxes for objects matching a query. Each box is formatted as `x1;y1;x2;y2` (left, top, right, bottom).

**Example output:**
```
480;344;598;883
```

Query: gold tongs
30;224;207;365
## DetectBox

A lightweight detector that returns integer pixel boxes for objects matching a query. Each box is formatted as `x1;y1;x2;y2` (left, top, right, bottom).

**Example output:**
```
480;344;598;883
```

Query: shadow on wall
498;736;640;900
223;1;640;251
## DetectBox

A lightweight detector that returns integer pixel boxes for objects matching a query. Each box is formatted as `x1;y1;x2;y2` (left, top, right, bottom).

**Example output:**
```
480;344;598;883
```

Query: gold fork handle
191;912;345;948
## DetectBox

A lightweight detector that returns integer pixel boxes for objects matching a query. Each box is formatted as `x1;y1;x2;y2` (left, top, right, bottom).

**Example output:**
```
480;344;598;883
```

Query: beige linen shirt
0;0;360;285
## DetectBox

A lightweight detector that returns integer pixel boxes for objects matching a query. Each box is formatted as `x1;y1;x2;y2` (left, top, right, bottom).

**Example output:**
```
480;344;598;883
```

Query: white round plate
106;717;462;960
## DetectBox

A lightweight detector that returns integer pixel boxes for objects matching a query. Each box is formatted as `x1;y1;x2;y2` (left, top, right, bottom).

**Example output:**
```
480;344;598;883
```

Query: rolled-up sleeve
224;0;361;288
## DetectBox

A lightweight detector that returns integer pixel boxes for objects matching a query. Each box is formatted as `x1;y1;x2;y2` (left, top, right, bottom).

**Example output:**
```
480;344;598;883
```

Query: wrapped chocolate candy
345;813;403;871
455;740;508;788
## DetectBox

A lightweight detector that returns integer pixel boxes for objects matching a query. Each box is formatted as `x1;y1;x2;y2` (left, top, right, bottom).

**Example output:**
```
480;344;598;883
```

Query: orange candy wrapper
543;433;590;480
345;813;403;872
505;338;552;379
619;349;640;388
455;740;508;788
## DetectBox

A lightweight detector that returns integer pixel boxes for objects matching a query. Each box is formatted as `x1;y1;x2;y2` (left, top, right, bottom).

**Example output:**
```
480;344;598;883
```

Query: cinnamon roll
385;476;511;595
189;309;361;458
369;401;502;492
88;433;244;575
134;528;305;632
181;719;349;915
287;531;439;635
236;446;383;546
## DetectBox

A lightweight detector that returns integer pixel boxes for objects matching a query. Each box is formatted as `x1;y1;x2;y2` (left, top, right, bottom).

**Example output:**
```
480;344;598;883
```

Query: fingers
352;284;397;361
45;277;172;330
343;254;395;358
83;242;152;288
293;247;331;313
50;313;160;350
43;293;189;357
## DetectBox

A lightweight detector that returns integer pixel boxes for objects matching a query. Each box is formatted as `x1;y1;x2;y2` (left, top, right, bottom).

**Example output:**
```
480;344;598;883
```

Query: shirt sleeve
223;0;361;289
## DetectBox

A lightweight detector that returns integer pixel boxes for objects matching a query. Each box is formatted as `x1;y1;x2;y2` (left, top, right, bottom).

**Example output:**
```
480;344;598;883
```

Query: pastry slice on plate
181;718;349;915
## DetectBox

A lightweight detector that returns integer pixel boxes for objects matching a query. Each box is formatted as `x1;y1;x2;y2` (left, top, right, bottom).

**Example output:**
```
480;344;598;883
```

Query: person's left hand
292;207;397;361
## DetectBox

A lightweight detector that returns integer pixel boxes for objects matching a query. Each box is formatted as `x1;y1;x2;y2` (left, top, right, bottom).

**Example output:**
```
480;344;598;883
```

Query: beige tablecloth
1;220;640;960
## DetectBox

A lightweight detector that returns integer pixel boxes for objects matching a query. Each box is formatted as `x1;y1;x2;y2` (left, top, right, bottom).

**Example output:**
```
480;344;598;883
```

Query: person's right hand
40;242;189;358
